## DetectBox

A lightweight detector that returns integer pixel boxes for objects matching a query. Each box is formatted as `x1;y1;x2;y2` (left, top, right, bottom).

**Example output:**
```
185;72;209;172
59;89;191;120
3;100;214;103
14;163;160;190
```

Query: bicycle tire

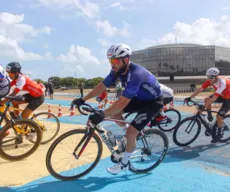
0;119;42;161
220;114;230;142
129;129;168;174
173;116;201;146
158;109;181;132
46;129;103;181
31;112;60;144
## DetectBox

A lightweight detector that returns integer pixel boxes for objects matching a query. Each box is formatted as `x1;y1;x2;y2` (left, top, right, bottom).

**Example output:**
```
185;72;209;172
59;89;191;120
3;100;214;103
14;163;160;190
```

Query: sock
121;152;132;165
160;111;165;116
217;127;222;135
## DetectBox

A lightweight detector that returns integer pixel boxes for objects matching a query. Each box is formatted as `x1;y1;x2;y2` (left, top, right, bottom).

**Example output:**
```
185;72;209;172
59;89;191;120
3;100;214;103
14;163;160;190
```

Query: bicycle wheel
129;129;168;174
158;109;181;132
220;114;230;142
173;116;201;146
46;129;103;181
0;119;42;161
31;112;60;144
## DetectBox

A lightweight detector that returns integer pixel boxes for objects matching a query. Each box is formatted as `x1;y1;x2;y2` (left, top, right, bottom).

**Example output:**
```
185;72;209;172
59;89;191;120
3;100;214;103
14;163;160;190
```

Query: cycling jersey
103;62;161;100
159;83;174;99
10;74;44;97
0;76;10;98
202;76;230;99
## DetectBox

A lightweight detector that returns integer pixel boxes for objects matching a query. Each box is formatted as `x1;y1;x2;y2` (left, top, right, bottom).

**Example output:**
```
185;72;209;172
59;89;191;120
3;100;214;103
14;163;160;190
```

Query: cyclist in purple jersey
71;44;163;175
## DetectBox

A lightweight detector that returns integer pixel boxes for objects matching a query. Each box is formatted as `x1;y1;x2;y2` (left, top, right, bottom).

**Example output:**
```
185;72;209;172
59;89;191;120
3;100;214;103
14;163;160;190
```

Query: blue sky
0;0;230;81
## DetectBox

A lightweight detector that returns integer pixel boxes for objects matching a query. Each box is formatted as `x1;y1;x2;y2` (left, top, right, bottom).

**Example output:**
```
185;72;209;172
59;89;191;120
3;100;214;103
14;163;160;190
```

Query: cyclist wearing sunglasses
0;65;11;99
0;62;45;119
71;43;163;175
184;67;230;143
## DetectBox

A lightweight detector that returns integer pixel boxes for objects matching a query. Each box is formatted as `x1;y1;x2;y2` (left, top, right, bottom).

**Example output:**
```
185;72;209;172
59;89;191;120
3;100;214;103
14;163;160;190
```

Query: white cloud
39;0;100;19
222;6;229;10
97;38;110;47
106;2;130;10
96;20;131;37
138;16;230;49
0;12;53;61
0;12;53;42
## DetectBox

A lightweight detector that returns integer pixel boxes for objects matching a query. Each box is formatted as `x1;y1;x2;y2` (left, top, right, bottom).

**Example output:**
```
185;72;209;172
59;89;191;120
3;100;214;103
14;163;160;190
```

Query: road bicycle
173;99;230;146
0;96;42;161
46;103;169;180
7;105;60;144
125;108;181;132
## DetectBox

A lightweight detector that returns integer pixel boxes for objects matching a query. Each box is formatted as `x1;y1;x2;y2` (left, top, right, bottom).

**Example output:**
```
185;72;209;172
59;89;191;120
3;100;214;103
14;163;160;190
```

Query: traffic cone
169;101;174;109
70;107;75;116
58;105;63;117
48;105;52;118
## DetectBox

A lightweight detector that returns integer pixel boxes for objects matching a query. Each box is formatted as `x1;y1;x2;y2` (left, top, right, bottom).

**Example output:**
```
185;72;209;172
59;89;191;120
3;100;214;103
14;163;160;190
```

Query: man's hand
71;98;85;108
89;110;105;125
184;97;191;104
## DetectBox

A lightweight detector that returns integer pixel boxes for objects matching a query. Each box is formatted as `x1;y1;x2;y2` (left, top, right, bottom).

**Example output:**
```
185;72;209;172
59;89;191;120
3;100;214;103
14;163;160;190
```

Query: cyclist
155;83;174;122
96;89;109;108
184;67;230;143
0;65;11;98
71;44;163;175
0;62;45;119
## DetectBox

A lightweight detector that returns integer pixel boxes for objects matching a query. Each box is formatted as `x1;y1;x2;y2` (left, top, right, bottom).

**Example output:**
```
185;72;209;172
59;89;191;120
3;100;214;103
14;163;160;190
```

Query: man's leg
204;97;213;121
12;100;28;117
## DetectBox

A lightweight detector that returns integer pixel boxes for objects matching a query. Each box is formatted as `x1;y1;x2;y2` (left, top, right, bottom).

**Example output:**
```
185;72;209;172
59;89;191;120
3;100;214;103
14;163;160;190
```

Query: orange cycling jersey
202;76;230;99
10;74;44;97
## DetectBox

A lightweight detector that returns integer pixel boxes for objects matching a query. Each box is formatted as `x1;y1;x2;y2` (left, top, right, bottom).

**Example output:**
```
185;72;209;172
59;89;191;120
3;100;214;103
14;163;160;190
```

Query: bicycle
46;103;169;181
173;99;230;146
7;105;60;144
124;108;181;132
0;95;42;161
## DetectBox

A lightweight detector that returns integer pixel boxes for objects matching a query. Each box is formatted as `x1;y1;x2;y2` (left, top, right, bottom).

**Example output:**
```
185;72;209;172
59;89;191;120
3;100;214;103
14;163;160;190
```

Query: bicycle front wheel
220;114;230;142
31;112;60;144
129;129;168;174
173;116;201;146
158;109;181;132
0;119;42;161
46;129;103;181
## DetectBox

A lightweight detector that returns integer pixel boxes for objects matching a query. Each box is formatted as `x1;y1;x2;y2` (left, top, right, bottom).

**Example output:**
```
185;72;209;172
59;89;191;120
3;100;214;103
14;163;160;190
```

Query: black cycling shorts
163;97;173;105
23;94;45;111
209;94;230;117
123;96;163;131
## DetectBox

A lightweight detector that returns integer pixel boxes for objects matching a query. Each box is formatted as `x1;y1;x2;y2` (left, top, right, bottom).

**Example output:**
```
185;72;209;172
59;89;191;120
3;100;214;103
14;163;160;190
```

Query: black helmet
6;62;21;73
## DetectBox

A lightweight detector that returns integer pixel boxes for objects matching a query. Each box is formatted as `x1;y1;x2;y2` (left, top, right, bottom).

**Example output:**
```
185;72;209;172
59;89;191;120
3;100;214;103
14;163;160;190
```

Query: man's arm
83;82;106;101
104;96;130;117
189;87;205;98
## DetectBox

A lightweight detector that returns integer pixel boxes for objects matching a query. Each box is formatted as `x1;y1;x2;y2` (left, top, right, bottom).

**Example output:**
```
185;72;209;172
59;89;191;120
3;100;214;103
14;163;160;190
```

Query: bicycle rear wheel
129;129;168;174
158;109;181;132
220;114;230;142
0;119;42;161
46;129;103;181
173;116;201;146
31;112;60;144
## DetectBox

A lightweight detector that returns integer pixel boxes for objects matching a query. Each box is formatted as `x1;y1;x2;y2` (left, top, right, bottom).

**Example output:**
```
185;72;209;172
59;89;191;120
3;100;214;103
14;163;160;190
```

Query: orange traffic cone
48;105;52;118
58;105;63;117
169;101;174;109
70;107;75;116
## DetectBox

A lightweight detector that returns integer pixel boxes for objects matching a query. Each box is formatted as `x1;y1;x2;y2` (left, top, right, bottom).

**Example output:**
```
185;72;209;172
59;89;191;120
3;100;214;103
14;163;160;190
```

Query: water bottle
107;131;117;147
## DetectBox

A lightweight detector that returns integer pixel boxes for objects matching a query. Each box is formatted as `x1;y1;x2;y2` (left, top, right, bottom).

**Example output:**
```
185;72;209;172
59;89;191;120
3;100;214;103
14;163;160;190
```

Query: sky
0;0;230;81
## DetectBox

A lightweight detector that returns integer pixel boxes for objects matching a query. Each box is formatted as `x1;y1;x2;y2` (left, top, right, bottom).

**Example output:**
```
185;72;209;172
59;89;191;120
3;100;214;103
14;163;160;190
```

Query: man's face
207;75;217;84
109;57;129;74
7;72;17;80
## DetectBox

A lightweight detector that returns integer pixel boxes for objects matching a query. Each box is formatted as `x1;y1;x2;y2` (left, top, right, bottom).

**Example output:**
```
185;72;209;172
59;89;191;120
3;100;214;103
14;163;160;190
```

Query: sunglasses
6;71;15;75
109;58;120;65
207;76;216;79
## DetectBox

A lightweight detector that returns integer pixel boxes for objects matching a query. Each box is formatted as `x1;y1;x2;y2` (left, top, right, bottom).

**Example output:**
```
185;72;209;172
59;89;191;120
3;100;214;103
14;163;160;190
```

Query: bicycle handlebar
184;99;205;111
70;103;98;116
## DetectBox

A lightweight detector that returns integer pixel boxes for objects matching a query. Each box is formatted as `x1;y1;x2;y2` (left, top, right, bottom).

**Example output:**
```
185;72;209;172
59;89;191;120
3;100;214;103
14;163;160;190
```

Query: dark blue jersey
103;63;161;100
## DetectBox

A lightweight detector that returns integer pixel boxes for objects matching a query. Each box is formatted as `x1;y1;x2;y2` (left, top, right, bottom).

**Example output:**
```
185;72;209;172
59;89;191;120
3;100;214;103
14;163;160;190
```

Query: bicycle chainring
110;150;123;163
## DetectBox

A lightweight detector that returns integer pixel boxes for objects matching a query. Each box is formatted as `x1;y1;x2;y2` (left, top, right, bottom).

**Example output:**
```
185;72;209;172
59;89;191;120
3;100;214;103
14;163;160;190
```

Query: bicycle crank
110;150;123;163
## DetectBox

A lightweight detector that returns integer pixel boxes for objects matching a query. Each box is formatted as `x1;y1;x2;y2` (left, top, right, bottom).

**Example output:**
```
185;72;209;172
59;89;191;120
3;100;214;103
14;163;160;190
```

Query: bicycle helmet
107;44;132;59
6;62;21;74
206;67;219;76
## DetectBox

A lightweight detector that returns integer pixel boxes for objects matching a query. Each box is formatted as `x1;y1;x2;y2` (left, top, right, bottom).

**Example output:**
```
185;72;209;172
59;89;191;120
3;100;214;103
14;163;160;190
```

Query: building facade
131;44;230;76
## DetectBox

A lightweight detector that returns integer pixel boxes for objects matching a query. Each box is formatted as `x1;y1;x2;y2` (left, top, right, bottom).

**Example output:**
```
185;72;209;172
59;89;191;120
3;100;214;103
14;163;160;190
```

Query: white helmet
107;44;132;59
0;65;6;80
206;67;220;76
